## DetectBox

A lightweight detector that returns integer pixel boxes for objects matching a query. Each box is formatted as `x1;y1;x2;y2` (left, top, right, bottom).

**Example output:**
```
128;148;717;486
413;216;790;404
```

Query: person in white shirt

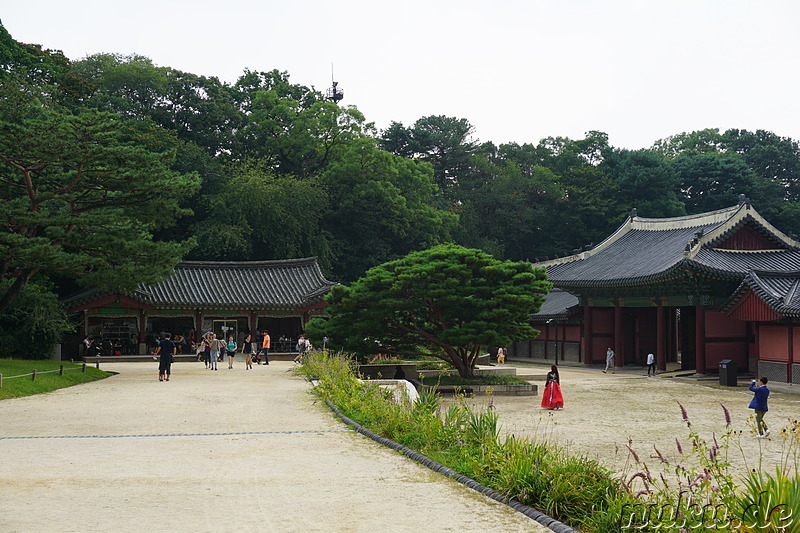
646;352;655;376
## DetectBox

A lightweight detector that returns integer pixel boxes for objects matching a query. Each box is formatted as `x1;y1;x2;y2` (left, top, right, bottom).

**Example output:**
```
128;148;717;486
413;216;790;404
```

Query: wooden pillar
614;303;623;368
657;302;666;371
558;322;563;361
695;304;706;374
583;305;593;364
249;310;257;337
138;312;146;344
194;310;204;343
788;325;794;384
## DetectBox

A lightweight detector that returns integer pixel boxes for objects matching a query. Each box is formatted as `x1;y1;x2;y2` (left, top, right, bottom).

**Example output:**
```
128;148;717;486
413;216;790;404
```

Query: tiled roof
62;258;337;310
539;203;800;288
725;270;800;317
141;258;336;307
531;288;580;321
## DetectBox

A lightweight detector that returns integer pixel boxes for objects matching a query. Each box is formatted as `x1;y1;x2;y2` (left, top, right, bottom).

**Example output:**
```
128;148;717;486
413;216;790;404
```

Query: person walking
497;347;506;366
748;377;770;437
541;364;564;410
226;335;237;369
154;332;176;382
646;352;656;376
200;333;212;369
293;336;307;364
243;334;254;370
260;330;271;365
208;333;220;371
603;347;615;374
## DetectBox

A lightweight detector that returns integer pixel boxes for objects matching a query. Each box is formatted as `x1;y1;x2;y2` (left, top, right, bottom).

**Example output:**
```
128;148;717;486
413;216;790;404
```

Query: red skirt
541;382;564;409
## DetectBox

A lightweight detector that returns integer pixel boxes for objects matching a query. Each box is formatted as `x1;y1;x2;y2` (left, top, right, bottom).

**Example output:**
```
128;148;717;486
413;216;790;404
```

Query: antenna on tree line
326;63;344;104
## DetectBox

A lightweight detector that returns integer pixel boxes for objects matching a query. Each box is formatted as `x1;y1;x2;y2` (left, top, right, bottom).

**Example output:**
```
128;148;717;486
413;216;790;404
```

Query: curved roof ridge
177;257;319;269
631;204;740;231
699;207;800;251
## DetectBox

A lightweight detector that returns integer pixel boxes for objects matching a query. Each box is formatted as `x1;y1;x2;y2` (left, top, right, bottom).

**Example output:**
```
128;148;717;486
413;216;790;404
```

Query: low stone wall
358;363;417;380
419;383;537;397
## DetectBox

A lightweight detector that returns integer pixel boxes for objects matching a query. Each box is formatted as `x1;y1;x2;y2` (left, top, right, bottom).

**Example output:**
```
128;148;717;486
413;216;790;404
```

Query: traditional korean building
63;258;336;356
512;197;800;384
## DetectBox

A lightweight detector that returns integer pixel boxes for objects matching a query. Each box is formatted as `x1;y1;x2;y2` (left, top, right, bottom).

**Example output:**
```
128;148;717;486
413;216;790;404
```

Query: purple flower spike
720;402;731;426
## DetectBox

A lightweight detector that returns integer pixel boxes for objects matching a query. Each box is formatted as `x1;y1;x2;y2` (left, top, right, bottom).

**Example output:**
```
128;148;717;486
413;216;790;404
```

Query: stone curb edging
324;400;579;533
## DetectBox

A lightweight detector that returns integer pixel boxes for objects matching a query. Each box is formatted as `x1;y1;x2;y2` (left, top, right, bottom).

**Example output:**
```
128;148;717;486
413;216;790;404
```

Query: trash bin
719;359;737;387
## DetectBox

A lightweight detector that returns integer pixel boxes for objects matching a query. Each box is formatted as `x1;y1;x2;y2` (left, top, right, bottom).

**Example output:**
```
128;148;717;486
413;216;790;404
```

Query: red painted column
194;311;203;343
788;325;794;384
657;302;666;371
695;304;706;374
544;323;550;360
583;305;593;364
615;303;623;368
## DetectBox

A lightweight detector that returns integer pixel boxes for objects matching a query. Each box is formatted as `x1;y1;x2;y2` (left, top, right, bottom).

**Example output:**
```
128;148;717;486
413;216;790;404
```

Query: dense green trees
305;245;551;378
0;79;199;315
5;22;800;351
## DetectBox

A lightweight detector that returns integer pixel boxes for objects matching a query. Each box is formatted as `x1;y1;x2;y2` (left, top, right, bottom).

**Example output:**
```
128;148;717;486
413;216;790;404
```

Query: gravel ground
454;363;800;483
0;361;550;533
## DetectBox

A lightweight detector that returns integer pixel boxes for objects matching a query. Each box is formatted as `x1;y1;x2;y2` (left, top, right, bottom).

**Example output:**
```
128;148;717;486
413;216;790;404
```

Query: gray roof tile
141;258;336;307
540;203;800;288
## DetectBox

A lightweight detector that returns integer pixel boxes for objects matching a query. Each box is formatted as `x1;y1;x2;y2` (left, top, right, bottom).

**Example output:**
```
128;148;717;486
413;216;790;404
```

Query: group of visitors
196;331;273;370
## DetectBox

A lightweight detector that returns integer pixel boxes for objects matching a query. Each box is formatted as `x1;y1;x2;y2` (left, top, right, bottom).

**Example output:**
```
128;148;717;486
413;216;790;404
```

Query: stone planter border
324;400;577;533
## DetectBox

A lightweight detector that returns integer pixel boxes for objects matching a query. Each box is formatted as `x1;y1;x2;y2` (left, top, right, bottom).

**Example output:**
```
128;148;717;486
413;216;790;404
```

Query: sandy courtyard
0;361;550;533
455;364;800;482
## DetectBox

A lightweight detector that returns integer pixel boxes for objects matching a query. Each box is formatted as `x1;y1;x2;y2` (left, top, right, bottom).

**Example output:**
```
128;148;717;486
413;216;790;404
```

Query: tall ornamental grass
297;350;638;532
298;351;799;532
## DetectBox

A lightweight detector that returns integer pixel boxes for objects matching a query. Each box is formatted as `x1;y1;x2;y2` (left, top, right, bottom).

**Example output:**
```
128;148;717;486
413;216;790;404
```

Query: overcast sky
4;1;800;149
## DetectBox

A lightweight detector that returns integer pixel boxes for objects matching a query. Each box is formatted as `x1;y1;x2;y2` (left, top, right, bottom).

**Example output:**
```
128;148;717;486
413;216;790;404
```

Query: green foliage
0;280;72;359
297;350;636;532
306;244;550;378
737;465;799;532
190;158;333;265
0;83;200;313
0;359;111;400
321;137;457;280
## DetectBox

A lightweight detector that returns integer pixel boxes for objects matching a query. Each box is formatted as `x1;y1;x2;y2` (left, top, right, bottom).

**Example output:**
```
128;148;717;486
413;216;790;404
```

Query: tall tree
380;116;478;197
0;79;200;314
236;88;367;177
670;153;778;214
322;138;458;281
189;159;332;268
305;244;550;378
602;148;685;218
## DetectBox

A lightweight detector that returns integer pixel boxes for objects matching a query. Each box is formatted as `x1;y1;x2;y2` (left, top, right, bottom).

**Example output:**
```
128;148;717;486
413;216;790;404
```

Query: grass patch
0;359;112;400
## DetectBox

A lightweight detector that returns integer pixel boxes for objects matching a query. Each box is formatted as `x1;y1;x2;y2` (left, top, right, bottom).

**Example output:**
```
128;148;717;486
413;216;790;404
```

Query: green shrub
0;280;72;359
297;350;633;531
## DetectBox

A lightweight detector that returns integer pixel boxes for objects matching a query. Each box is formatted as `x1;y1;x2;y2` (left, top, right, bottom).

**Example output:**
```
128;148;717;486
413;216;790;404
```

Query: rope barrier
0;365;84;386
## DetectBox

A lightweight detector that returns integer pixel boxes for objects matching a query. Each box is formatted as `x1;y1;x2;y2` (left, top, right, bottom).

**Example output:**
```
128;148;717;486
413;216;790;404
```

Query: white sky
4;0;800;149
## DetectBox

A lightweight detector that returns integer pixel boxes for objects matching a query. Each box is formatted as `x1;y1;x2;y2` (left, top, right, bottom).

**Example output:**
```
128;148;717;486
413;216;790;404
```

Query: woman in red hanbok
541;364;564;410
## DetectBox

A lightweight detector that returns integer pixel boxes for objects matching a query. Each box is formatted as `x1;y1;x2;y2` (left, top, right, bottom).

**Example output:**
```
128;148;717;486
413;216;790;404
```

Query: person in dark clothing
154;332;176;382
748;377;770;437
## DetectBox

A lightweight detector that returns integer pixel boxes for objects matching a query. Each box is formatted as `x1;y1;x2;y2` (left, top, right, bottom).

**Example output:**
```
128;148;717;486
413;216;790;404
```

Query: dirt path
0;362;549;533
